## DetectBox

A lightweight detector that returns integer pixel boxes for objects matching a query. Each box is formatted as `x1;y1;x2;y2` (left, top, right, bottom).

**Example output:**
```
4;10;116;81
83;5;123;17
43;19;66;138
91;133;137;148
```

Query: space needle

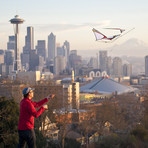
10;15;24;71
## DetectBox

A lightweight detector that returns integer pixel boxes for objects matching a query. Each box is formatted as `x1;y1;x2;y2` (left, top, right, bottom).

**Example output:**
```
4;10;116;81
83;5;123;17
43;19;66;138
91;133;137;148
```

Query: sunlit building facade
112;57;122;77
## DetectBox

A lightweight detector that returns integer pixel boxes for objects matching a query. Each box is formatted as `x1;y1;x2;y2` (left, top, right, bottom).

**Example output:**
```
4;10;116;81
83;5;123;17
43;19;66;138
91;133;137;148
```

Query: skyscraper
29;50;39;71
57;46;64;56
69;50;82;75
123;63;132;76
5;50;14;75
145;56;148;76
54;56;66;75
36;40;46;60
88;57;98;69
7;36;15;50
22;27;34;69
5;50;14;65
48;33;56;61
99;50;108;72
63;40;70;64
112;57;122;77
0;50;5;64
23;26;34;54
106;56;112;75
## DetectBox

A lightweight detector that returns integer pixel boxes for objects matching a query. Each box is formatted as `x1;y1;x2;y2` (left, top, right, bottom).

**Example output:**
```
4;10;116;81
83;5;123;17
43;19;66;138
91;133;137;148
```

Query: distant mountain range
108;38;148;57
78;38;148;58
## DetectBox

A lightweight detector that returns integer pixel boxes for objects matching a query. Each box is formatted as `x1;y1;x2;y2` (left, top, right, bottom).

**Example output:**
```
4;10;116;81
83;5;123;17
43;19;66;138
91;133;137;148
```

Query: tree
0;97;19;148
35;128;47;148
117;94;143;131
131;126;148;141
94;99;126;135
65;138;81;148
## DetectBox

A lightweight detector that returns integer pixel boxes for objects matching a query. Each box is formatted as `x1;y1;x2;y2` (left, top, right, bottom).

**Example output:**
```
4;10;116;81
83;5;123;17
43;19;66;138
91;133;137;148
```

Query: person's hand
43;104;48;110
46;94;55;100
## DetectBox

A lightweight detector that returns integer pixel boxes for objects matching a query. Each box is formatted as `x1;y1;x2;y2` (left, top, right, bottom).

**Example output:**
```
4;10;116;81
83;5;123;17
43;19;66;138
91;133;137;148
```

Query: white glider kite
92;27;134;43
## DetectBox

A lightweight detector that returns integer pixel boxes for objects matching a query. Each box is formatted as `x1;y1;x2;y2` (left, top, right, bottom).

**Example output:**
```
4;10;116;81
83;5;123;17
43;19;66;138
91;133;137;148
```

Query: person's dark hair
24;93;29;98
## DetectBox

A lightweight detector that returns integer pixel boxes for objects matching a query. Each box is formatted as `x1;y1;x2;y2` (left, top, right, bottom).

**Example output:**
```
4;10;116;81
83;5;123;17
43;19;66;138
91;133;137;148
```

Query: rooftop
80;77;136;95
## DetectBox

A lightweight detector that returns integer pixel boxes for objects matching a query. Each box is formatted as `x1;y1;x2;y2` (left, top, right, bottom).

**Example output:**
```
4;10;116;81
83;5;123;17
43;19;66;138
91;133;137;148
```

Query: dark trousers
18;129;36;148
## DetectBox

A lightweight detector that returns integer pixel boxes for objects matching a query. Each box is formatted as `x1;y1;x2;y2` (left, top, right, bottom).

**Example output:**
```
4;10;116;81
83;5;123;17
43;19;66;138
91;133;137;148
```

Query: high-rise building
1;50;14;76
36;40;46;60
72;82;80;109
57;46;64;56
69;50;82;75
88;57;98;69
123;63;132;76
0;64;7;76
29;50;39;71
112;57;122;77
145;56;148;77
106;56;112;75
63;84;72;110
0;50;5;64
70;50;77;55
99;50;108;72
21;53;29;70
56;40;70;71
36;56;44;72
0;50;5;76
22;26;34;68
63;40;70;64
7;36;15;50
24;26;34;53
63;82;80;110
5;50;14;65
54;56;66;75
48;33;56;61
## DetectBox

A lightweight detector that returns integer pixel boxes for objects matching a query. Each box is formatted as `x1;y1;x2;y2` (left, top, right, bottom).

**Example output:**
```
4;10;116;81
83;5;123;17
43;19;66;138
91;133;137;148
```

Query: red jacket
18;97;48;130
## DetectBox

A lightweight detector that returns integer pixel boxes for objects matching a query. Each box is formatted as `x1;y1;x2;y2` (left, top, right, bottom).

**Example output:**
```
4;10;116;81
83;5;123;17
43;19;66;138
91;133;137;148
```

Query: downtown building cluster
0;33;133;80
0;26;78;78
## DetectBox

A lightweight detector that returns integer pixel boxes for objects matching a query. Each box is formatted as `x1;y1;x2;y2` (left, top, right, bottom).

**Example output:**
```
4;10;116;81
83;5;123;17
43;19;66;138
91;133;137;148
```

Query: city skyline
0;0;148;57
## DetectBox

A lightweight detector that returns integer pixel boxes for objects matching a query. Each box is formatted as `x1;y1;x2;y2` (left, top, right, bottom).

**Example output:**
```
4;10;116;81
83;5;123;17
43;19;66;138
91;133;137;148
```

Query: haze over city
2;1;148;147
0;0;148;57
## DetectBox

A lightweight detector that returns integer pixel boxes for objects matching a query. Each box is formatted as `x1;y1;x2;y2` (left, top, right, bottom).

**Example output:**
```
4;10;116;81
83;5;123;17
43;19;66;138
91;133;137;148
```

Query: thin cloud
33;20;111;32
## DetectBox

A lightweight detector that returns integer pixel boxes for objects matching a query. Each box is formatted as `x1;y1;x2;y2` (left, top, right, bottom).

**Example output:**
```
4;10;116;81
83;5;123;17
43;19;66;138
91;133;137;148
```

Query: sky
0;0;148;56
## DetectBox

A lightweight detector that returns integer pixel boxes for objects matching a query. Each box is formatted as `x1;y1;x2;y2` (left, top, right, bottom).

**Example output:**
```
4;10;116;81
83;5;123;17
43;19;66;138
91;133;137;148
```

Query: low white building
89;70;108;78
41;72;53;80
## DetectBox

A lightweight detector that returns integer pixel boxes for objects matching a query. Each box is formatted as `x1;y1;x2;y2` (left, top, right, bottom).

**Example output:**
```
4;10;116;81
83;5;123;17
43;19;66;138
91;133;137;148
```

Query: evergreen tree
0;97;19;148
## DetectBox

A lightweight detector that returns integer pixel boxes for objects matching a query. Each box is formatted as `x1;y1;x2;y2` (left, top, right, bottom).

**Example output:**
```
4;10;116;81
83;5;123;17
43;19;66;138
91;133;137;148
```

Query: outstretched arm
31;94;55;108
31;98;48;108
27;102;46;118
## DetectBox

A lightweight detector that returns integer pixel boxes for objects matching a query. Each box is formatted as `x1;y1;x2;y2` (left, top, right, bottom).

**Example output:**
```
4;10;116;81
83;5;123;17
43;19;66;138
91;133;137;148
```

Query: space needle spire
10;15;24;71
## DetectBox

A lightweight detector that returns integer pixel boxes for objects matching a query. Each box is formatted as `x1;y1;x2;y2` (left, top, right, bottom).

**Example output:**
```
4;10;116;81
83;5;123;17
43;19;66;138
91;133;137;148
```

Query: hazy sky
0;0;148;52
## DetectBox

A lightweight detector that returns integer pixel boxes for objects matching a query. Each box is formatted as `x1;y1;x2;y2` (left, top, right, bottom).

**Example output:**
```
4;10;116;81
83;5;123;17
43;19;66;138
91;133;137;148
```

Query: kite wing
92;28;121;42
92;28;107;40
104;28;125;33
106;34;121;40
